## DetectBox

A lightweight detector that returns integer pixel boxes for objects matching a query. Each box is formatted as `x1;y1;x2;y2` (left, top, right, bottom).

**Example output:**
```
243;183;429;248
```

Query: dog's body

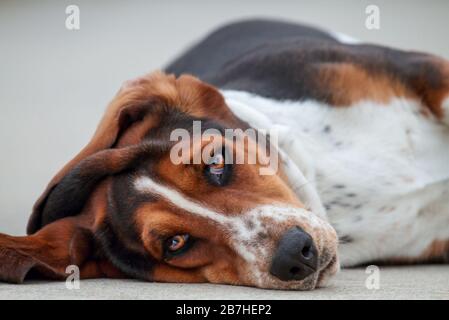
1;19;448;289
167;19;449;266
222;91;449;266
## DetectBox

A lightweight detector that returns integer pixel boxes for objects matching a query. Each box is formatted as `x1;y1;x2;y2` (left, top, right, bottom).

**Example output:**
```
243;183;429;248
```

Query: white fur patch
221;90;449;266
135;176;229;225
223;93;327;219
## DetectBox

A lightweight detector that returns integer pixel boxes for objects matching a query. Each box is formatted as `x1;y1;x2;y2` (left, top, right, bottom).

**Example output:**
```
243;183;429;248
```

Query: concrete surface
1;266;448;300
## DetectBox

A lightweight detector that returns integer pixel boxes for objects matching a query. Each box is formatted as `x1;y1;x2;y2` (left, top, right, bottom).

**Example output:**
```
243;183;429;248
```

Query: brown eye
204;149;232;186
208;153;225;174
166;234;190;252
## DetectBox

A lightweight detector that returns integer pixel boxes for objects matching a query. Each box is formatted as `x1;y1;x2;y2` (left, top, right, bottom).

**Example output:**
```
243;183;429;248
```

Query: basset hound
1;19;449;290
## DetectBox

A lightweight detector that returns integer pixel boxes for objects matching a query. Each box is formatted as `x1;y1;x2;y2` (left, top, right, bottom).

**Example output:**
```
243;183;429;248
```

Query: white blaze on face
134;176;335;287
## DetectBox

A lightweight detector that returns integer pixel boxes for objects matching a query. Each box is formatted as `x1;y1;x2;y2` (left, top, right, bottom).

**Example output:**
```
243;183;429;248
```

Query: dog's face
6;72;338;289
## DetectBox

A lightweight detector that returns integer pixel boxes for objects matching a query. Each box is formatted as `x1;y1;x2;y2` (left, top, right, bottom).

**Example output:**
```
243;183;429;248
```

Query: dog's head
0;72;338;290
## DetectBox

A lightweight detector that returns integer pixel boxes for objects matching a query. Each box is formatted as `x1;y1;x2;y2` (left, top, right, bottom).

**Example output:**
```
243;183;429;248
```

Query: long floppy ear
37;145;148;229
27;71;178;234
0;217;123;283
27;71;233;234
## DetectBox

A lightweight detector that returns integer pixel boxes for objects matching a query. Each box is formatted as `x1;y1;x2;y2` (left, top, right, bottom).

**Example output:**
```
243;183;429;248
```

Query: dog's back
166;19;337;80
167;19;449;266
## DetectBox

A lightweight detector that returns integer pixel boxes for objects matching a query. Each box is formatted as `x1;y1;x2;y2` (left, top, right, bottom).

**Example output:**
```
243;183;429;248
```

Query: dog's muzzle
269;226;318;281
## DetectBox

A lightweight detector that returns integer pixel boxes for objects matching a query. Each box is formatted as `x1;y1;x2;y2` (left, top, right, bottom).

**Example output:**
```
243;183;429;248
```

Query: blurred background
1;0;448;235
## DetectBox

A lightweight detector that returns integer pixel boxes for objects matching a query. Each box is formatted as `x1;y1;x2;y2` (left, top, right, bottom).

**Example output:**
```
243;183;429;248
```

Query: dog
1;19;448;290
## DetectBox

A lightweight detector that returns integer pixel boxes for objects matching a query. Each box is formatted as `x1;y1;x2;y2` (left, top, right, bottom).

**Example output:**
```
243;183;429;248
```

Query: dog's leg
318;48;449;127
380;52;449;126
389;52;449;126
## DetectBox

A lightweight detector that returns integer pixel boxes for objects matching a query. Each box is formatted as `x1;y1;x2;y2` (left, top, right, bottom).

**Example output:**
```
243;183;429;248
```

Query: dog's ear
27;72;178;234
0;217;121;283
27;71;235;234
35;145;149;231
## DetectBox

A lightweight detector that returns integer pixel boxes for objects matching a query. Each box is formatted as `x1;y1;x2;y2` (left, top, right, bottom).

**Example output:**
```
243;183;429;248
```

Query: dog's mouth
261;223;339;290
297;253;340;290
245;250;339;291
316;254;340;288
286;253;339;290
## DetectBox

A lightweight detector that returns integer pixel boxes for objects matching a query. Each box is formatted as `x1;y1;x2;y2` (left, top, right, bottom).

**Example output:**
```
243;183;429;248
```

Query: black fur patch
166;19;446;106
95;219;156;280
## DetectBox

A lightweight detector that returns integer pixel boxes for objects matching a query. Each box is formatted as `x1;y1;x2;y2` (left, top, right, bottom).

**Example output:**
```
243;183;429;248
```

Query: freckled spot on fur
323;125;332;133
224;222;233;230
319;251;331;266
329;200;351;208
353;204;363;210
334;184;346;189
257;232;268;240
244;219;255;230
346;193;357;198
339;235;354;244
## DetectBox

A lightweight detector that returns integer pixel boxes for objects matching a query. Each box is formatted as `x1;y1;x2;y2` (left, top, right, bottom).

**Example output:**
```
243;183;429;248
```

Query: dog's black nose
270;226;318;281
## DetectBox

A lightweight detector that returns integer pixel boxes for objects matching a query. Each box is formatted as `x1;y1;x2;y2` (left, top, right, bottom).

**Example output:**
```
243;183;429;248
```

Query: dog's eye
205;150;231;186
209;153;225;173
165;234;190;253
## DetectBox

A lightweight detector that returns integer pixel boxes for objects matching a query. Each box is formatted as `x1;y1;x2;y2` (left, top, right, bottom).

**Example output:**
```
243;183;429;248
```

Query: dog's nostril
301;245;312;259
289;266;300;275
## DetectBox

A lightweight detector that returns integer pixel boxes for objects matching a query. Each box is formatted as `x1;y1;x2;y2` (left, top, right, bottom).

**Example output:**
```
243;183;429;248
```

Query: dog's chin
256;254;340;291
291;254;340;291
249;256;340;291
316;254;340;288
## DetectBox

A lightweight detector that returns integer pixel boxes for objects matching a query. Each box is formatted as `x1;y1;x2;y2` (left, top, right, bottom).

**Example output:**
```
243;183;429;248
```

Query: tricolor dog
1;20;448;290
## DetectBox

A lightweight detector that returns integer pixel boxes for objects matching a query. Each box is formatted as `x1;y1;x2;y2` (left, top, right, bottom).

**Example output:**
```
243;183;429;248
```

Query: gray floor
1;266;448;300
1;1;449;300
